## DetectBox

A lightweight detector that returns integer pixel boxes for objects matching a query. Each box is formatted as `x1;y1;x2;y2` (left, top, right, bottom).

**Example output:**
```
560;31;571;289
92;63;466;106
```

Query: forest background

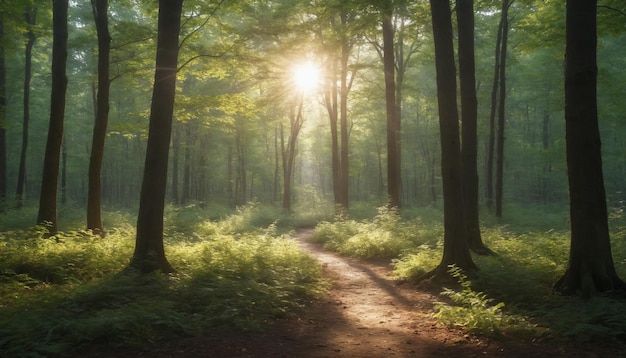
1;0;626;356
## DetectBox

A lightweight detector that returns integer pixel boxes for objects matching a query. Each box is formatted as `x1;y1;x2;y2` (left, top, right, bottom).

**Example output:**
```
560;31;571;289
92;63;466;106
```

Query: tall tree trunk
87;0;111;235
182;123;191;204
273;125;280;203
485;8;504;212
424;0;477;280
457;0;493;255
280;101;304;213
37;0;69;234
16;8;37;207
324;58;341;211
0;15;6;204
339;11;350;210
129;0;182;273
495;0;512;218
382;3;400;209
171;124;180;204
554;0;626;297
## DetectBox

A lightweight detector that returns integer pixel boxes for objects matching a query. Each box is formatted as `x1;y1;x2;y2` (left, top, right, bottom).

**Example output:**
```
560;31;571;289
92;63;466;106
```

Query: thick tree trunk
426;0;477;280
129;0;182;273
16;8;37;207
554;0;626;296
37;0;69;234
382;4;400;209
87;0;111;235
457;0;493;255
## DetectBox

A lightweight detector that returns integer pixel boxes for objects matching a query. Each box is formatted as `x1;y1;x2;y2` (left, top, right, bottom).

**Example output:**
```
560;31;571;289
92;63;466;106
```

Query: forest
1;0;626;356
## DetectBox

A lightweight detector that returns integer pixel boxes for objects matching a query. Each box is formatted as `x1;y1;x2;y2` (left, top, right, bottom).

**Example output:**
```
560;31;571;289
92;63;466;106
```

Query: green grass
312;203;626;344
0;204;326;357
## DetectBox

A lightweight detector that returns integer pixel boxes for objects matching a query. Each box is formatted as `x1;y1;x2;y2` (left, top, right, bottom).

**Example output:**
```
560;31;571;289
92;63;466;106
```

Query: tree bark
37;0;69;234
16;8;37;207
339;10;350;211
457;0;493;255
485;6;504;213
554;0;626;296
129;0;183;273
0;15;6;204
87;0;111;235
425;0;477;280
281;100;304;213
382;2;400;209
495;0;512;218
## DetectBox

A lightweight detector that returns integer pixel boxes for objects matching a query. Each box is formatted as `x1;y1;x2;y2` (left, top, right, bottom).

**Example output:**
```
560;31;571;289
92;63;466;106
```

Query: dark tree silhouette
382;0;400;209
422;0;477;280
129;0;183;273
37;0;68;234
16;7;37;208
457;0;493;255
0;14;6;204
554;0;626;296
87;0;111;236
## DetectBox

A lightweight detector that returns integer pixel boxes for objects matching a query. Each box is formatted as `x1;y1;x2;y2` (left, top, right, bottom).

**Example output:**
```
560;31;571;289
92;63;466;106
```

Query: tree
16;6;37;208
86;0;111;235
37;0;68;233
129;0;183;273
457;0;493;255
280;101;304;213
494;0;512;218
0;14;5;205
485;0;512;214
423;0;477;280
554;0;626;297
381;0;400;209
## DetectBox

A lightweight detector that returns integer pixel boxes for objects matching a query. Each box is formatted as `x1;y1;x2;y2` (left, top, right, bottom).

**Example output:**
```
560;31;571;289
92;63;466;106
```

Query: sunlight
292;61;321;93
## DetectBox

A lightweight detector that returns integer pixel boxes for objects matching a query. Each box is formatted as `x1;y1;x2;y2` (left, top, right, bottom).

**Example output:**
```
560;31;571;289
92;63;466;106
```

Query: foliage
433;265;536;338
312;206;442;259
0;206;325;357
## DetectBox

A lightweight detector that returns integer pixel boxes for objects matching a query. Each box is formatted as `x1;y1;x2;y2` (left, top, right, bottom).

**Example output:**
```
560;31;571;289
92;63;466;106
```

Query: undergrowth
312;206;442;259
0;203;325;357
314;203;626;344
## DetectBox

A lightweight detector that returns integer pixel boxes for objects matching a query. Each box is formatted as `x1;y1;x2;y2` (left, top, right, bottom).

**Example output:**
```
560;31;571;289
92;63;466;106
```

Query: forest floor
85;229;621;357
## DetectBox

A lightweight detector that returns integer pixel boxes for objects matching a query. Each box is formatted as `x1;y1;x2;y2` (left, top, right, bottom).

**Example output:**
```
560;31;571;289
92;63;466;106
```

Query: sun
292;61;321;93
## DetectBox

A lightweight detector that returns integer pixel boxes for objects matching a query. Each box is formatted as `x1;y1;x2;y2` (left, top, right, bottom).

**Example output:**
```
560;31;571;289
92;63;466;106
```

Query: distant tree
554;0;626;296
280;101;303;213
0;13;6;204
16;6;37;208
381;0;400;209
495;0;512;218
37;0;68;233
457;0;493;255
87;0;111;236
129;0;183;273
485;0;512;215
423;0;477;280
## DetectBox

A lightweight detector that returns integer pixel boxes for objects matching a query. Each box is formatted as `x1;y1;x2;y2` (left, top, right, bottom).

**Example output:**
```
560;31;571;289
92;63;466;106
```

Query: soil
83;229;622;357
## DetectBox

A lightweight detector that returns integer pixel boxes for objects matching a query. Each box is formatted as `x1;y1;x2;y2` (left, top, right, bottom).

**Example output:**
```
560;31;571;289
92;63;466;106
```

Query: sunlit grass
0;204;326;357
313;203;626;343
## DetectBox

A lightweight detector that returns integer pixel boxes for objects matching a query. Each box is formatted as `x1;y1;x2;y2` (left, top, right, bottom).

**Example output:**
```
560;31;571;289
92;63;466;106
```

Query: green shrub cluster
433;266;535;338
312;203;626;343
312;206;442;259
0;205;325;357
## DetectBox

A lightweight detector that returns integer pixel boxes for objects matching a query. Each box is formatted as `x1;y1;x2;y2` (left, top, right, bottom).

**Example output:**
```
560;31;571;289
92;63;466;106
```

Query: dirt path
88;229;616;357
